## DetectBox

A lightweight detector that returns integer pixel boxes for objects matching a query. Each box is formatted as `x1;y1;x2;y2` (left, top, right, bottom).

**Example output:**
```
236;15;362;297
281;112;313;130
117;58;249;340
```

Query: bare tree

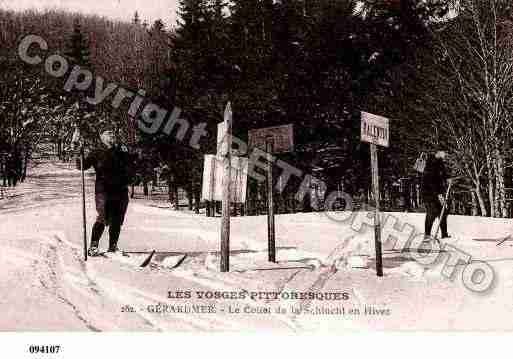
420;0;513;217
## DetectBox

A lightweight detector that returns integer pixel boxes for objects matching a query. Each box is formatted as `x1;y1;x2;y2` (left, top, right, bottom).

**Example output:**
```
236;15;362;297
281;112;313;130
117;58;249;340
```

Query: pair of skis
430;176;512;245
90;250;187;270
432;176;469;241
89;250;157;268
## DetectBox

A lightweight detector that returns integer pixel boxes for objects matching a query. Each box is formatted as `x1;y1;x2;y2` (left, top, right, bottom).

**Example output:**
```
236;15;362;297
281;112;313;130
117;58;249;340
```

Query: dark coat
6;153;19;176
78;145;136;195
421;155;448;200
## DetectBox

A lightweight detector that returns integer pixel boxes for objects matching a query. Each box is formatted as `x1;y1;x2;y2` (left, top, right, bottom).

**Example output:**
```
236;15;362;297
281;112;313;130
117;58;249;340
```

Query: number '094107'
29;345;61;354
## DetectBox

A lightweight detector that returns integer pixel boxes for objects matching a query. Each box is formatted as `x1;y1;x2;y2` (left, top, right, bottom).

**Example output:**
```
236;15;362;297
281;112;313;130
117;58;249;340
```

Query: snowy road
2;159;513;331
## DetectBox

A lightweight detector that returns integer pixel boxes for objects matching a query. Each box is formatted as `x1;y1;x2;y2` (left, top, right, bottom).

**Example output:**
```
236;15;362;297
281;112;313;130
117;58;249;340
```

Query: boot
88;247;100;257
89;222;105;255
108;223;121;252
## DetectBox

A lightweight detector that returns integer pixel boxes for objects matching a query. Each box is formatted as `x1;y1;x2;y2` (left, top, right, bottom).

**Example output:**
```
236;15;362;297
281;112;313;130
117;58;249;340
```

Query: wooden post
174;187;179;210
266;140;276;263
220;102;232;272
208;154;217;217
194;190;200;214
370;144;383;277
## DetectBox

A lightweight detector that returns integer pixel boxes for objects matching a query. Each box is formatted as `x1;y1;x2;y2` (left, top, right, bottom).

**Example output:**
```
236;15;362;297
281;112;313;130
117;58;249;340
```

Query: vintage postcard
1;0;512;346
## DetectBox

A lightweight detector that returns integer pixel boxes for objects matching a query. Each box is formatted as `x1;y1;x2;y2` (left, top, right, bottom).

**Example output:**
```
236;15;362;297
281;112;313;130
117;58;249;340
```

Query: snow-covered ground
1;159;513;332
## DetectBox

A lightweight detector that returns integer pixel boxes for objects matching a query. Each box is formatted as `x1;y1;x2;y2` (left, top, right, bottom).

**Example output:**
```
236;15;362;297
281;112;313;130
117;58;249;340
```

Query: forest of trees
1;0;513;218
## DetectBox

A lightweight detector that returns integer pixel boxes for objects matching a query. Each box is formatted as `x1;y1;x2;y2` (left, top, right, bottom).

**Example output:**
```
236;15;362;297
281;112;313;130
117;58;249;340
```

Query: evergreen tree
176;0;209;45
65;19;90;66
133;11;140;25
63;19;98;145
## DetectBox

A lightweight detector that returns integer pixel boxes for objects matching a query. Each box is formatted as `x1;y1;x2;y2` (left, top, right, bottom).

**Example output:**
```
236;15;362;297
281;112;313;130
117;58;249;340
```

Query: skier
421;150;450;240
6;152;18;187
75;130;136;256
0;152;6;187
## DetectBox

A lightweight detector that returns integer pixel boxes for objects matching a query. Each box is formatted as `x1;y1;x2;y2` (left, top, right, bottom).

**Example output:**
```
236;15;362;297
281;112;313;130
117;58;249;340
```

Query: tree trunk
477;188;488;216
187;188;193;211
471;190;479;216
495;151;507;218
167;178;173;202
174;187;179;210
57;140;62;160
194;190;200;214
22;146;29;181
143;181;149;197
474;177;488;217
486;151;496;217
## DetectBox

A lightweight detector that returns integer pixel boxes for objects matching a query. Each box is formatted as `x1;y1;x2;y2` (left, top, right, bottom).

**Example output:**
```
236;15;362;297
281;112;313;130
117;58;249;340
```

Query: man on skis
421;150;450;241
75;130;136;256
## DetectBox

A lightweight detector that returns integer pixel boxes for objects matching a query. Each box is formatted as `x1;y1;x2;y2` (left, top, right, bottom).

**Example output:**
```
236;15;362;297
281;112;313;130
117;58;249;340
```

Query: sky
1;0;179;28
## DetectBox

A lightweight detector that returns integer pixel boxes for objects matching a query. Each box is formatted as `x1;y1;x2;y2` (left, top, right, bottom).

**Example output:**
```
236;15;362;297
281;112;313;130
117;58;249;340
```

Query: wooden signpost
265;140;275;262
220;102;232;272
361;111;390;277
200;102;252;272
248;124;294;263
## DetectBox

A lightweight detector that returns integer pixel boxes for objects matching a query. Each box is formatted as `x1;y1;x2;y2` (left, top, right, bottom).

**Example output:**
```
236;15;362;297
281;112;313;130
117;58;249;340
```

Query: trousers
90;190;129;250
424;196;448;238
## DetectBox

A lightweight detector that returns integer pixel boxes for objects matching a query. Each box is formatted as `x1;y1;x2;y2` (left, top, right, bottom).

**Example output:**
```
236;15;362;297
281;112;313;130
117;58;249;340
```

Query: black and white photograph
1;0;513;355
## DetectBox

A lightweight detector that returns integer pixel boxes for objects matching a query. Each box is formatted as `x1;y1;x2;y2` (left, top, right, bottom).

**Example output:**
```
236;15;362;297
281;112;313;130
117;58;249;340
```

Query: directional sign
360;111;389;277
361;111;389;148
248;124;294;154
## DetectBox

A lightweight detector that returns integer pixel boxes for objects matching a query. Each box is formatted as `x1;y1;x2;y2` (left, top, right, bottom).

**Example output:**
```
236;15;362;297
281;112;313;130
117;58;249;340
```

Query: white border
2;332;511;359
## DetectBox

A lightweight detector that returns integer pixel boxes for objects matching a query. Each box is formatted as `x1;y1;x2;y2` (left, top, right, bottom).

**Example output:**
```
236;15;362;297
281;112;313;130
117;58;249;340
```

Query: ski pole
80;145;88;261
70;103;88;261
433;178;457;240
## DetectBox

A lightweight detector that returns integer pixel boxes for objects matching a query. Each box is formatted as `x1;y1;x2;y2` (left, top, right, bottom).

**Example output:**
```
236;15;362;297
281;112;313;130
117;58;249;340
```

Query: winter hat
100;130;115;148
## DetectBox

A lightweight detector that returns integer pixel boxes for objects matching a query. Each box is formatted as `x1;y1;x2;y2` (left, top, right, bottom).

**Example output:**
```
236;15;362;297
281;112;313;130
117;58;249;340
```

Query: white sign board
361;111;390;148
201;155;248;203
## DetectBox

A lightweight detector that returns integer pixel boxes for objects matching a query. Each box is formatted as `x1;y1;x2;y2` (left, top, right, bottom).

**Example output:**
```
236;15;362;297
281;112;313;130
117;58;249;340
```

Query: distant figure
0;152;6;187
401;178;411;212
76;131;136;256
421;150;450;240
6;153;19;187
